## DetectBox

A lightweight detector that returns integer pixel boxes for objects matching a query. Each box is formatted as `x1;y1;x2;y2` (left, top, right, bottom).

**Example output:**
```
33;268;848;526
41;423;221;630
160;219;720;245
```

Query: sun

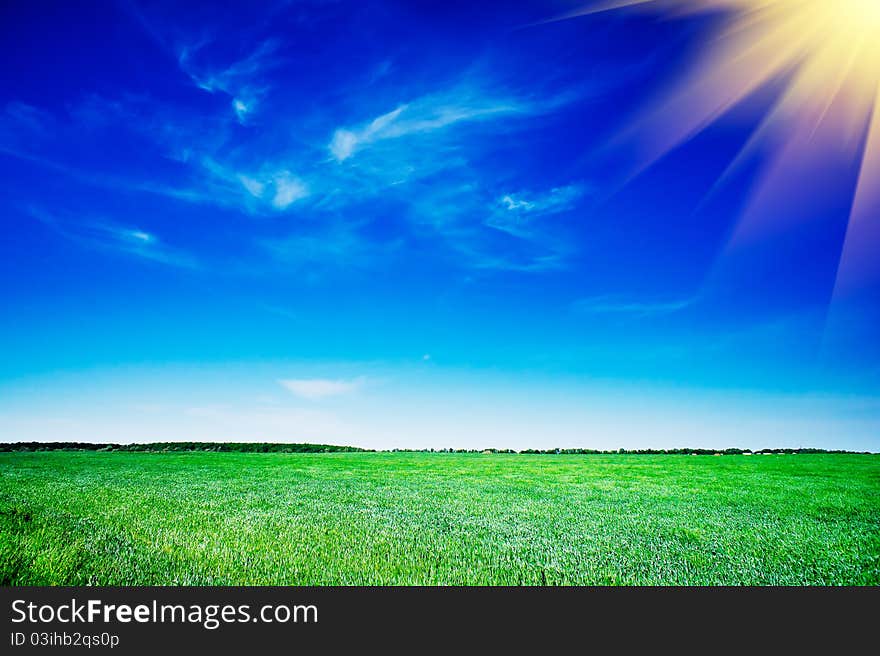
559;0;880;296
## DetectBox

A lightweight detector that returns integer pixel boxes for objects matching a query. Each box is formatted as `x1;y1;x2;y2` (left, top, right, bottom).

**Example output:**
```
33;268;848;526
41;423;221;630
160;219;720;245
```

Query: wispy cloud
398;177;583;273
178;38;280;123
572;295;697;317
120;2;281;125
279;377;365;400
200;158;310;211
1;101;57;155
498;185;584;215
1;98;247;210
2;97;309;218
28;208;199;269
328;89;527;162
487;184;585;239
257;220;403;277
232;99;248;121
2;101;53;135
469;251;570;273
3;62;586;275
270;171;309;208
315;82;587;272
329;106;405;161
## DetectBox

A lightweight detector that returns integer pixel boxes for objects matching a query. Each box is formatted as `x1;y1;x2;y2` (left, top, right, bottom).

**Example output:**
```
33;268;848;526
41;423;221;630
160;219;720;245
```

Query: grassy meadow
1;451;878;585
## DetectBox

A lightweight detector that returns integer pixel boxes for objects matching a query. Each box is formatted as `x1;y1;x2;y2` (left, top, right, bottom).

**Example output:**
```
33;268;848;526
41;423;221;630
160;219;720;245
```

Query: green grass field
1;451;878;585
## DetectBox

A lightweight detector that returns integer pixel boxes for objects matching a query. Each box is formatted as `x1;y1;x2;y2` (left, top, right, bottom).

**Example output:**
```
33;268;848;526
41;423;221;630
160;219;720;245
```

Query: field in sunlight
1;451;877;585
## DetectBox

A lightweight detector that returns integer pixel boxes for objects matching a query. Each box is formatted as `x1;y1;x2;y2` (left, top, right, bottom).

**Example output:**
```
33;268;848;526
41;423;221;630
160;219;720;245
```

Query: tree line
0;442;371;453
0;443;871;455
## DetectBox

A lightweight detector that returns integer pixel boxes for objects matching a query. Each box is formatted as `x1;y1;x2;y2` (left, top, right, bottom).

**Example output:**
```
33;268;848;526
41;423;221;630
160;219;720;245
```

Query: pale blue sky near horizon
2;0;879;451
2;361;878;451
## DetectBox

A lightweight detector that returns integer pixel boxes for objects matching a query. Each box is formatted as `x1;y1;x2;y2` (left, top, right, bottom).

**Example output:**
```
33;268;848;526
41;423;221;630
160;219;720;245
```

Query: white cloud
271;172;308;209
178;39;280;122
238;174;265;198
201;159;307;210
328;92;522;161
98;225;198;268
498;184;584;216
500;195;534;211
232;98;252;123
279;377;364;400
329;106;406;161
571;295;697;317
127;230;154;243
328;129;359;161
3;101;53;135
487;184;585;239
28;208;199;270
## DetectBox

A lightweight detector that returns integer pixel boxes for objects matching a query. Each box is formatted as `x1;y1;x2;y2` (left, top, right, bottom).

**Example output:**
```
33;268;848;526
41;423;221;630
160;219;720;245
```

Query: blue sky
1;0;878;450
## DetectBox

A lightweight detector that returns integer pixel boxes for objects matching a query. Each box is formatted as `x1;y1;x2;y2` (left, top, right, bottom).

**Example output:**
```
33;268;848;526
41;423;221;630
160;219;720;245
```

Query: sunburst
558;0;880;296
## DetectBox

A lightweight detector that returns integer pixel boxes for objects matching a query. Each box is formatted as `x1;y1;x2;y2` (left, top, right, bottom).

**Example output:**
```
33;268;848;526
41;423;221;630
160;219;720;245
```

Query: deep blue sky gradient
1;1;878;449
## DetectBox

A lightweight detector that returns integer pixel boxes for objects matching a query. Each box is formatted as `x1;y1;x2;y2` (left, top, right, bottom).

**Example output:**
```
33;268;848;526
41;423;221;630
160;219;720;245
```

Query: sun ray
834;80;880;297
560;0;880;290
